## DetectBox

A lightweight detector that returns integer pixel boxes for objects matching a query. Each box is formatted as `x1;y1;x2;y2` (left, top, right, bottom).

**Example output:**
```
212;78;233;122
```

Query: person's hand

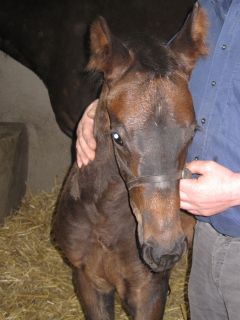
180;160;240;216
76;100;98;168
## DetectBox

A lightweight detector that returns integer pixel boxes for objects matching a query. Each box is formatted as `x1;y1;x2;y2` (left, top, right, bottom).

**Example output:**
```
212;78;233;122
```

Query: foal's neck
80;135;126;200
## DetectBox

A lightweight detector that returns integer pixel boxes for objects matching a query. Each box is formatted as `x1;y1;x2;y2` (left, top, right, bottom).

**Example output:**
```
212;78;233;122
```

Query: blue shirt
188;0;240;237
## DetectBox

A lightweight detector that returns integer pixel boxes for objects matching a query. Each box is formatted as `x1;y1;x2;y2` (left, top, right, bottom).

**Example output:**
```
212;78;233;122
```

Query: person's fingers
83;100;98;149
76;138;91;166
180;200;199;215
79;135;95;161
87;100;98;118
179;190;188;201
180;178;198;195
75;100;98;168
82;118;96;150
76;124;84;168
186;160;213;175
180;200;191;211
180;195;224;216
77;158;82;168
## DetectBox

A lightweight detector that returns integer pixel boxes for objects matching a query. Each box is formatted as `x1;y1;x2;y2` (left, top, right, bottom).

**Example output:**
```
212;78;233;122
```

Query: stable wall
0;51;72;193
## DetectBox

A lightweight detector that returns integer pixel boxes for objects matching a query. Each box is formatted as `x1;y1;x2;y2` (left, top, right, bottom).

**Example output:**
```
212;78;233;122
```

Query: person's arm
76;100;98;168
180;160;240;216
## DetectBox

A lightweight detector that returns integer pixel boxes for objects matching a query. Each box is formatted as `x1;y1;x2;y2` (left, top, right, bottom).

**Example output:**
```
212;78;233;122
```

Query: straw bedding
0;186;190;320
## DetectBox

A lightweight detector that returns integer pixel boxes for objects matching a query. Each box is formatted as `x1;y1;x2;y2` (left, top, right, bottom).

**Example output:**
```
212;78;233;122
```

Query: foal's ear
87;16;132;83
169;2;208;76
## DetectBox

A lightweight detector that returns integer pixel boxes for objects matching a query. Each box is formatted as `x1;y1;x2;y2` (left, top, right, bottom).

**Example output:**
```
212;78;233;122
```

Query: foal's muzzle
125;167;191;272
142;236;187;272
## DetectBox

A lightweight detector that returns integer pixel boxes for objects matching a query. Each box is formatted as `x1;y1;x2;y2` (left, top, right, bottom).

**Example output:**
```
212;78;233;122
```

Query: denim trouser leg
188;221;240;320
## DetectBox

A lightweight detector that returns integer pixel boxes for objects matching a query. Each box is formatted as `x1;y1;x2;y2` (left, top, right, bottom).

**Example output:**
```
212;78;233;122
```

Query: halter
127;171;181;190
115;152;192;191
127;168;191;190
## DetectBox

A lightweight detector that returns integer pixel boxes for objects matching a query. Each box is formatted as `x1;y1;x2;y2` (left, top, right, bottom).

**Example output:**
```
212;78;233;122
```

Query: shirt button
211;80;216;86
221;44;227;50
201;118;206;124
194;156;199;160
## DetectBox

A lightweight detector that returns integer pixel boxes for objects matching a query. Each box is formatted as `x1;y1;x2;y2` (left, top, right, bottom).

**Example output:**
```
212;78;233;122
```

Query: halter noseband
126;168;191;190
115;151;192;191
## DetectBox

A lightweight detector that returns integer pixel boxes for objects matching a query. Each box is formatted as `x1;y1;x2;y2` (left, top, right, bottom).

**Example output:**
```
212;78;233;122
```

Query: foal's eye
111;132;123;146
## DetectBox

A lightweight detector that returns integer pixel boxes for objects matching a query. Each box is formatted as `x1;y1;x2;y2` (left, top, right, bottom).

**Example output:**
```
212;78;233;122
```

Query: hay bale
0;187;190;320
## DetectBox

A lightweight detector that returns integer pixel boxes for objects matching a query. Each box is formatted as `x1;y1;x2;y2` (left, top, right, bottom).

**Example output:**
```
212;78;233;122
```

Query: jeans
188;221;240;320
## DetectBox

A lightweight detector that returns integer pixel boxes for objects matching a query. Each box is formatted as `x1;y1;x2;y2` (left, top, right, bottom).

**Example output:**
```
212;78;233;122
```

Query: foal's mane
123;33;178;77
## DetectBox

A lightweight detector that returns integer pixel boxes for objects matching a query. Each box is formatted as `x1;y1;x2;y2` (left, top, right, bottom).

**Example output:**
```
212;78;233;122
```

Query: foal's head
87;4;207;272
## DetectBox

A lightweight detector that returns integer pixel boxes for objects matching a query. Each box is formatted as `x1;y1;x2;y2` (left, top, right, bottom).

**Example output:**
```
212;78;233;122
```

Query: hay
0;187;190;320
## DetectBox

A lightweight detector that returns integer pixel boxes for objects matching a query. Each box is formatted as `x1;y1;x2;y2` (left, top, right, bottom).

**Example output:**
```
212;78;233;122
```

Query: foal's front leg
73;268;115;320
119;273;170;320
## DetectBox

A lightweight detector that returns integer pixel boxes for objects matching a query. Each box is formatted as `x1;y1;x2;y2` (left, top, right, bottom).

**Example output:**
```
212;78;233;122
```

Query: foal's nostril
142;243;161;269
142;244;154;265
